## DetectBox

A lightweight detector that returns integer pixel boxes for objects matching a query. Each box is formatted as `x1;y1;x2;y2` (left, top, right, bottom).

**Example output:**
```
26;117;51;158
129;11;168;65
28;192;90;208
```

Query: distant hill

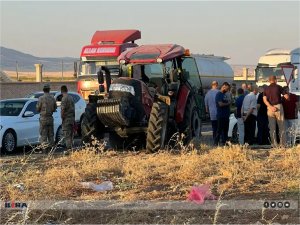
0;46;255;75
0;46;78;72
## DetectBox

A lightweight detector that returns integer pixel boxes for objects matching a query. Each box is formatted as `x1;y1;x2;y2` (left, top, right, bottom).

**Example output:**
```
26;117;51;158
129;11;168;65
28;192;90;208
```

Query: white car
26;91;86;127
0;98;62;153
228;112;300;144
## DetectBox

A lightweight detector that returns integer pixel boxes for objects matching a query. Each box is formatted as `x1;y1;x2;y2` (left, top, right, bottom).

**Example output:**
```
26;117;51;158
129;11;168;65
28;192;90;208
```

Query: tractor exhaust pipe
97;66;111;93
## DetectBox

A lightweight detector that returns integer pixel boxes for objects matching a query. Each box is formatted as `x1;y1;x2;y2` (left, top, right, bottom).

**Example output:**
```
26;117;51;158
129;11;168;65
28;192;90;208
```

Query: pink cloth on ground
187;184;217;204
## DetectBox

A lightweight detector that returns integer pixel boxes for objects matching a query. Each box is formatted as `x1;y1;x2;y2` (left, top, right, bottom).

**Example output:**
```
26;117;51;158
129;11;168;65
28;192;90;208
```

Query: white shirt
242;92;257;116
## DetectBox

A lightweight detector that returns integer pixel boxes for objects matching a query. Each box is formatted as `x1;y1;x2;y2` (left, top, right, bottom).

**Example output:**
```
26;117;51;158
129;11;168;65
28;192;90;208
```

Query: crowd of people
36;84;75;154
205;75;299;147
36;77;299;151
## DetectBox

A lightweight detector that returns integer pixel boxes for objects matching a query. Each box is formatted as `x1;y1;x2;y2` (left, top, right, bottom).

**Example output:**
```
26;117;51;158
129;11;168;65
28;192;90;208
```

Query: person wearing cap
36;83;57;152
204;81;219;141
60;85;75;151
263;75;289;147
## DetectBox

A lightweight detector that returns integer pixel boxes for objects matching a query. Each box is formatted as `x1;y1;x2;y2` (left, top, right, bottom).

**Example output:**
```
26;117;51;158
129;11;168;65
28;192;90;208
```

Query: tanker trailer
193;54;234;92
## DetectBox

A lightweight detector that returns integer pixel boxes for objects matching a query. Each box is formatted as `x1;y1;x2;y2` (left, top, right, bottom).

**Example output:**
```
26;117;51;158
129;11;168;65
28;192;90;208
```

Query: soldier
60;85;75;151
36;83;57;152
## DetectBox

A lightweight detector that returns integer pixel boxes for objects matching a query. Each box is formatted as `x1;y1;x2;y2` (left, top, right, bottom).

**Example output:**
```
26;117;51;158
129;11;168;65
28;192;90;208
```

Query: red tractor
81;44;205;152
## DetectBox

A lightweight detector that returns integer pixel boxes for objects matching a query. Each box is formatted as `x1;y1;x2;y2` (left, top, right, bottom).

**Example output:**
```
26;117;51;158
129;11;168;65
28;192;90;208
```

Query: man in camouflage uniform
36;84;57;151
60;85;75;151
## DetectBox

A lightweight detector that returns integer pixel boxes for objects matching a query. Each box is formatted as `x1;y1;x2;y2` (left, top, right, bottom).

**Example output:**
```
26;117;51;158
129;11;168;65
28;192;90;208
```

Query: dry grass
1;144;299;202
4;70;76;82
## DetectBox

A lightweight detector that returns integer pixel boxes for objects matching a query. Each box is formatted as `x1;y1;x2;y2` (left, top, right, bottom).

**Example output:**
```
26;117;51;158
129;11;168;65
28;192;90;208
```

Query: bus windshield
255;67;285;82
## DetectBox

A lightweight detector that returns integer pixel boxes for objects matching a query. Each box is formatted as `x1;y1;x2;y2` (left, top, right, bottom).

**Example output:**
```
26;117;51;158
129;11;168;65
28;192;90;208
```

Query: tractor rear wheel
81;103;105;142
180;97;201;144
146;102;169;152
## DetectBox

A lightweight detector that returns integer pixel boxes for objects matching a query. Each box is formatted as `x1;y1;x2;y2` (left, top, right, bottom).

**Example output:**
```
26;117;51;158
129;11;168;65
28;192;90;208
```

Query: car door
55;93;84;122
69;93;82;122
20;101;40;145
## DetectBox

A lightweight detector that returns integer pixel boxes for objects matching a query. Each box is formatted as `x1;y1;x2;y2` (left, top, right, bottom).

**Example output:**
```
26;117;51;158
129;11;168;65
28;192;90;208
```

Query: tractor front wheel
81;103;105;142
146;102;169;152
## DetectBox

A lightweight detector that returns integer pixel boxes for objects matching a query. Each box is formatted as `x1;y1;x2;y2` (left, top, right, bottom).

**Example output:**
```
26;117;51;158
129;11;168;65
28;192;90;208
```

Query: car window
0;101;26;116
56;94;63;102
26;92;56;99
69;93;80;103
56;93;79;103
34;93;44;98
25;101;38;114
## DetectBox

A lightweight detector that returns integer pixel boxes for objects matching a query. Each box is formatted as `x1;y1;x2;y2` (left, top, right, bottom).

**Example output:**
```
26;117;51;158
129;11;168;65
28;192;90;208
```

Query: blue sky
1;1;299;64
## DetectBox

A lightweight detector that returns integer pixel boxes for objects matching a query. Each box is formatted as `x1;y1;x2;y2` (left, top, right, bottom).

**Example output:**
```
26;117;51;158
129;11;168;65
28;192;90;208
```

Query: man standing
235;88;245;145
36;84;57;151
263;75;289;147
214;82;231;146
242;86;258;145
282;86;299;146
257;85;270;145
205;81;219;141
60;85;75;151
242;83;249;95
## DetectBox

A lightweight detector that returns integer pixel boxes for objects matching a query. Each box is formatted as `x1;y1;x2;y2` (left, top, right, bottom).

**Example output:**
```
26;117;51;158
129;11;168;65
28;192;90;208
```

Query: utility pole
73;61;78;78
61;60;64;80
16;61;19;81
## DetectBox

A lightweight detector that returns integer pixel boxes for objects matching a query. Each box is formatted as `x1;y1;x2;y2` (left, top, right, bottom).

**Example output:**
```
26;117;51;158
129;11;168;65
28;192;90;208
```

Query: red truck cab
77;30;141;100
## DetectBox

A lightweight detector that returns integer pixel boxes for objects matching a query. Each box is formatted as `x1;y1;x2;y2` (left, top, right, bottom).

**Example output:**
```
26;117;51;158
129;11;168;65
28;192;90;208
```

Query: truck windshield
256;67;285;82
79;61;119;76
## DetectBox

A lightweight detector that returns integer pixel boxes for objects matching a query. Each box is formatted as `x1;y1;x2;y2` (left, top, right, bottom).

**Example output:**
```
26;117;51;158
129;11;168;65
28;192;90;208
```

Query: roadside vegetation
1;142;299;224
1;143;299;200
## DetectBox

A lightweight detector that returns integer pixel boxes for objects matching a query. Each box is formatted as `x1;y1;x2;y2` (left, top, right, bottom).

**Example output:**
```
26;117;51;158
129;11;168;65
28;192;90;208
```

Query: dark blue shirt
215;91;230;119
235;95;245;118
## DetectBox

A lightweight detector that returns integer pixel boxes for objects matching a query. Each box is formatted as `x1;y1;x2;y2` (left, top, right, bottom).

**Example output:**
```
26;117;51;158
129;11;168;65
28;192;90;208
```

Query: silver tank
193;54;234;90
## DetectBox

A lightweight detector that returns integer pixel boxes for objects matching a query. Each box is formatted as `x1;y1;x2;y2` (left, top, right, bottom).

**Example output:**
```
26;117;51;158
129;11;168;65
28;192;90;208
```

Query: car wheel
2;130;17;154
56;126;63;144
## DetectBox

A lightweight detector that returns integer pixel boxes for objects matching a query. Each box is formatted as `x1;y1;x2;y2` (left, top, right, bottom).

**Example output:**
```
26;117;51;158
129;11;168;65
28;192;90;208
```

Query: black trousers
257;115;270;145
214;118;229;145
244;114;257;145
211;120;218;140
